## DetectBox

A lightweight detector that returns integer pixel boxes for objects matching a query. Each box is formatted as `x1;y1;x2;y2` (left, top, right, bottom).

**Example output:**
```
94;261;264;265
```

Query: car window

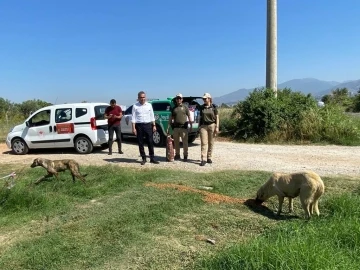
76;108;88;118
125;105;133;115
55;108;72;123
151;102;171;111
94;105;108;120
30;110;51;127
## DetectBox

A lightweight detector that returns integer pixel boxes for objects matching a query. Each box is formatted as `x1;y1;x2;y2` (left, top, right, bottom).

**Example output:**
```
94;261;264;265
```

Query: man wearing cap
166;93;192;161
198;93;219;166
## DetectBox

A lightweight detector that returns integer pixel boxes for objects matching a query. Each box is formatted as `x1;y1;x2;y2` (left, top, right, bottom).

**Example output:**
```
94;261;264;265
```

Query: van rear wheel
153;125;166;147
75;136;93;154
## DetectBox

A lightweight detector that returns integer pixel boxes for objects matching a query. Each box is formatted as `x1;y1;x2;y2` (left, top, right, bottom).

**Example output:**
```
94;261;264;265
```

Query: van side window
76;108;88;118
94;105;107;120
30;110;51;127
55;108;72;123
151;102;170;111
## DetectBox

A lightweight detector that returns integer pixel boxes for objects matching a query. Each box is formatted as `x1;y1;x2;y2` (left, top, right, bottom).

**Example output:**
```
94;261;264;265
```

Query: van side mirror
25;121;30;127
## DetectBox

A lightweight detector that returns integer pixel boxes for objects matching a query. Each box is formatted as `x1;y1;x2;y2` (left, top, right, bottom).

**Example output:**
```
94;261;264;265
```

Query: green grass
0;164;359;269
197;194;360;270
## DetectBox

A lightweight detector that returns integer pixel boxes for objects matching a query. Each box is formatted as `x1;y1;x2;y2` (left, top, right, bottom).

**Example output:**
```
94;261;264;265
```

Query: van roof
41;102;109;110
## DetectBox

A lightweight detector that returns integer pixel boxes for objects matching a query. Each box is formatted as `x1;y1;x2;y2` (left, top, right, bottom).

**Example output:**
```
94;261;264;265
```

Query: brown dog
30;158;87;184
255;171;325;219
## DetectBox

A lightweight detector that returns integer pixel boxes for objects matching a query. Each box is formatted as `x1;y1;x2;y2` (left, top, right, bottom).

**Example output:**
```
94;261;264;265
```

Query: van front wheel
11;138;29;155
74;136;94;154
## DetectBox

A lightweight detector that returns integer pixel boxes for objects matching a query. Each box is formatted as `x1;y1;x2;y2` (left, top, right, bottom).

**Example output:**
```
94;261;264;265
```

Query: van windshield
94;105;108;120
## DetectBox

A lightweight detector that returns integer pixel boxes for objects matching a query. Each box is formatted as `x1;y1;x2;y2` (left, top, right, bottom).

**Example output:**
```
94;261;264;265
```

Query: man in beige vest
167;93;192;161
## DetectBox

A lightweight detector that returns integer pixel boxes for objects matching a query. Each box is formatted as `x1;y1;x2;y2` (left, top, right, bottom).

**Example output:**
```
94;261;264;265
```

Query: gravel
1;138;360;176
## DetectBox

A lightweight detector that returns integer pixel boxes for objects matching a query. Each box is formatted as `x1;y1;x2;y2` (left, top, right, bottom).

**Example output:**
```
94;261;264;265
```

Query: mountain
213;88;253;105
213;78;349;105
316;79;360;97
277;78;340;94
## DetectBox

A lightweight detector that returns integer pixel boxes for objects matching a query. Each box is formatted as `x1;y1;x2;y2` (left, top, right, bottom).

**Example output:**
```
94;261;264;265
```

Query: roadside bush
299;104;360;145
232;88;317;141
219;88;360;145
218;108;237;136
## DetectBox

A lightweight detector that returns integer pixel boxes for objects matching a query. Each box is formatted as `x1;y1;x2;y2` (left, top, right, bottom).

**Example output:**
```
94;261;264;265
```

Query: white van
6;103;112;155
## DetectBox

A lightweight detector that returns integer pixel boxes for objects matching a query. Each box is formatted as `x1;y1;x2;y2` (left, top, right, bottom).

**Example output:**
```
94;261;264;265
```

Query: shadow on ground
244;199;300;220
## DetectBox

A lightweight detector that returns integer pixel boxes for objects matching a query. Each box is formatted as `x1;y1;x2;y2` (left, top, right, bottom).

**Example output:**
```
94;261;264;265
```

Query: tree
18;99;52;118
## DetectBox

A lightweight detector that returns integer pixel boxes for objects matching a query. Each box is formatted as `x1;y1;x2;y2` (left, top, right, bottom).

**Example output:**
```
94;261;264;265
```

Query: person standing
198;93;219;166
131;91;160;165
166;93;192;161
104;99;123;155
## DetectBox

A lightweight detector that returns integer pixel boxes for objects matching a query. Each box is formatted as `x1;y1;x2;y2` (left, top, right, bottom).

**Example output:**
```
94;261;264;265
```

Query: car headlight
9;127;14;133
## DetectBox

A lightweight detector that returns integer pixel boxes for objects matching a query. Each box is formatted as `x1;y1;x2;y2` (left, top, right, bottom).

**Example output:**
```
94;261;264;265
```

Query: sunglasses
202;98;208;100
176;97;182;100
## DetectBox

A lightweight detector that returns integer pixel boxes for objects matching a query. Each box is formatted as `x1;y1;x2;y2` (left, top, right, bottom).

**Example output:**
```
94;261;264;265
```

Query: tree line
0;98;52;125
1;87;359;127
321;87;360;112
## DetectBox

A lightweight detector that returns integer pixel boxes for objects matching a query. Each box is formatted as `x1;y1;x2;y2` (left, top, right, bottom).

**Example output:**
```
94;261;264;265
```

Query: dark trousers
135;123;154;159
108;124;122;152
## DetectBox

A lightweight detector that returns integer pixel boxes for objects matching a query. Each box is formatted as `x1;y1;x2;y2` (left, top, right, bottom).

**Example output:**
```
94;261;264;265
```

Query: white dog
255;171;325;219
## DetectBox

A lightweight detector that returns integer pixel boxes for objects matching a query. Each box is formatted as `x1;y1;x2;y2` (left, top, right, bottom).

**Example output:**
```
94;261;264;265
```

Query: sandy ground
1;138;360;177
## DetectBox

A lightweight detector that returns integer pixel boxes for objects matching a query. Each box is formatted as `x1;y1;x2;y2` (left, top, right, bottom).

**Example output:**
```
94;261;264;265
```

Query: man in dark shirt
166;93;192;161
104;99;123;155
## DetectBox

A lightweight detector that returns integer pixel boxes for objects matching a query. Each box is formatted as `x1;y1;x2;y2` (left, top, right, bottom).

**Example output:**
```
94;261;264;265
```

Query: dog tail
82;174;88;178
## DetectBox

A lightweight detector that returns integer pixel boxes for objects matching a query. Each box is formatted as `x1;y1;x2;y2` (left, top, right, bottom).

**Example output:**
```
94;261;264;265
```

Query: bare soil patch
145;182;248;204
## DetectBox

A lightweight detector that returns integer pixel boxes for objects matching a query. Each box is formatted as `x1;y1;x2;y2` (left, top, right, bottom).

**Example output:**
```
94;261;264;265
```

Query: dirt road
1;139;360;177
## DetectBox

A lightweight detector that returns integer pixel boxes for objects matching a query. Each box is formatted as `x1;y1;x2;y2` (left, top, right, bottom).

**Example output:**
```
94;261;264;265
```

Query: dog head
255;184;269;204
30;158;44;168
255;189;265;204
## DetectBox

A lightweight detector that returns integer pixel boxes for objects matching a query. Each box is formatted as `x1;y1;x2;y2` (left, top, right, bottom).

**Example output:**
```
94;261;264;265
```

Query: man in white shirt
131;91;160;165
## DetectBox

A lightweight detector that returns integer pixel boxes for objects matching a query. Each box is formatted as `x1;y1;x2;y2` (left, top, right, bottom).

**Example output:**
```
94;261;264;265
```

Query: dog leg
71;167;86;184
34;173;54;185
71;173;76;183
301;200;311;219
313;200;320;216
75;174;86;184
288;197;293;213
47;167;59;180
71;172;86;184
309;202;314;215
277;196;284;215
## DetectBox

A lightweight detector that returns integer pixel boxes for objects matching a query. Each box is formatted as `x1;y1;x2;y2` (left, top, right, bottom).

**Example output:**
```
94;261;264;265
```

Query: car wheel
74;136;94;154
153;125;166;147
11;138;29;155
188;134;197;144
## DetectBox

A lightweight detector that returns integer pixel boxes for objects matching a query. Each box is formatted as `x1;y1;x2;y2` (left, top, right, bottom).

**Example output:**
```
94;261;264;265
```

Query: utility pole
266;0;277;96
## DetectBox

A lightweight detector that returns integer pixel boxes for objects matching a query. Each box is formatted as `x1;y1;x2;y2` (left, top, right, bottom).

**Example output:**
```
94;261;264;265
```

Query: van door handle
54;126;57;132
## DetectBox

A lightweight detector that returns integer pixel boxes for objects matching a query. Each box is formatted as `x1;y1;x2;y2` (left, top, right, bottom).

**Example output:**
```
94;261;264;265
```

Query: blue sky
0;0;359;106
